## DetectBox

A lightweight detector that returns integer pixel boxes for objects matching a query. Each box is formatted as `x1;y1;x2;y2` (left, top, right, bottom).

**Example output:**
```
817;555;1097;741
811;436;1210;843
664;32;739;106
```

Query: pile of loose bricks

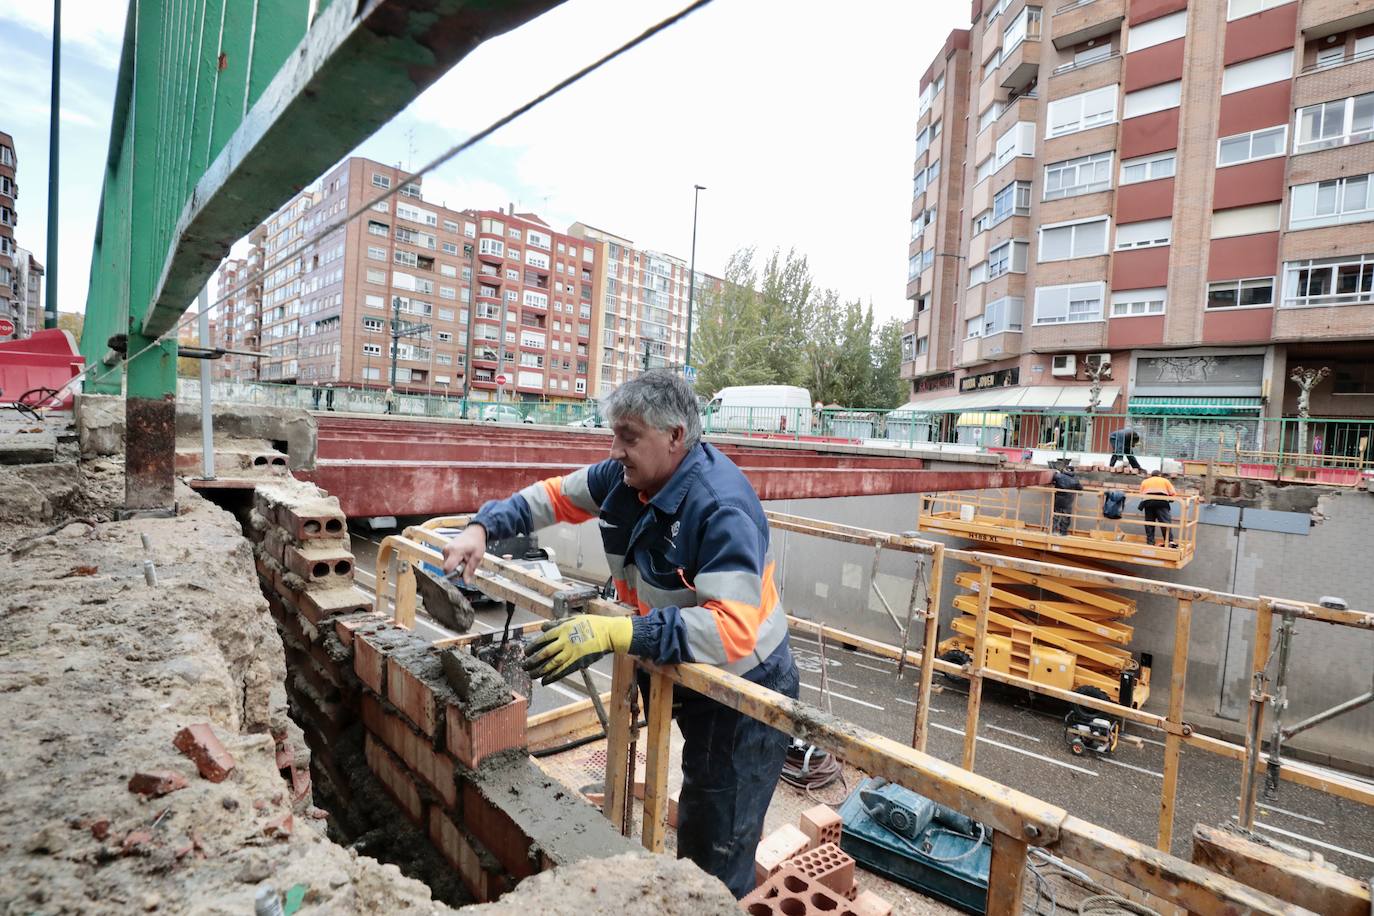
247;482;635;903
745;804;892;915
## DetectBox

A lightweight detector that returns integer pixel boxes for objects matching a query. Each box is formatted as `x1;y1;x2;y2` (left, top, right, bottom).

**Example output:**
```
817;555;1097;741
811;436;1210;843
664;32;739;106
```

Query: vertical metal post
684;184;704;371
197;285;215;480
44;0;60;328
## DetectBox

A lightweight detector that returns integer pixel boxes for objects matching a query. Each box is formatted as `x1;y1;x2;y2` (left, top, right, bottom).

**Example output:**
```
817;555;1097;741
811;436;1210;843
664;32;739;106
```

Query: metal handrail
1052;51;1120;75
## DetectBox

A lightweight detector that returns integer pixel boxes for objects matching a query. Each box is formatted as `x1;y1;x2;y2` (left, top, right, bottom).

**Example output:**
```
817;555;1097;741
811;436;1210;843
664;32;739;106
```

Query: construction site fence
172;378;1374;471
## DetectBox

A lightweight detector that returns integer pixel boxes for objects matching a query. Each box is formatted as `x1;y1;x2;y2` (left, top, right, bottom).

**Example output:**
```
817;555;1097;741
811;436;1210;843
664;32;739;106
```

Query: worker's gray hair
601;370;702;449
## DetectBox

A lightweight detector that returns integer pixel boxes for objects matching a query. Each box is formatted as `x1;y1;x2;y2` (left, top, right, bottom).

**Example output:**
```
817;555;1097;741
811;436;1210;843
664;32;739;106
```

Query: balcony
1052;0;1124;50
999;36;1042;92
1300;0;1374;38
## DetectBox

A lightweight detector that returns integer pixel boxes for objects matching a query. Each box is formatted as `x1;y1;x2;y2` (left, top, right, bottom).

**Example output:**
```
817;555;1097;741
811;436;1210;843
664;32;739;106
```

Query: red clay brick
461;780;537;879
799;803;842;850
300;586;371;626
387;655;443;739
127;770;188;797
754;823;810;886
121;829;154;854
284;544;354;585
172;724;236;783
785;842;855;898
354;630;389;694
365;734;426;826
445;695;527;770
742;864;854;914
361;694;458;808
280;503;348;541
262;527;289;565
428;807;506;902
89;818;111;841
334;612;381;649
851;889;894;916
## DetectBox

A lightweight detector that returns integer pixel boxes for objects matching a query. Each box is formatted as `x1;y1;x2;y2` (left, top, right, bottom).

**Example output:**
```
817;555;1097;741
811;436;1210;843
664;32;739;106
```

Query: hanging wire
77;0;717;394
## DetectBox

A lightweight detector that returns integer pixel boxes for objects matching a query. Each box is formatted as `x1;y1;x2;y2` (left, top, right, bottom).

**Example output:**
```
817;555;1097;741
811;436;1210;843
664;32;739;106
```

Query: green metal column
123;0;179;514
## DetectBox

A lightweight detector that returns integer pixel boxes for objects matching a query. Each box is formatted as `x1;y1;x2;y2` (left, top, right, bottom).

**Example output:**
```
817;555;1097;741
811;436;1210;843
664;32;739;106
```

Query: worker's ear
668;425;686;452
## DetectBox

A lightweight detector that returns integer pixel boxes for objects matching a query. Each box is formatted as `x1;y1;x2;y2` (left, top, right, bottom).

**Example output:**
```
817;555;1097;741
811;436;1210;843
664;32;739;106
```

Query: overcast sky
0;0;967;325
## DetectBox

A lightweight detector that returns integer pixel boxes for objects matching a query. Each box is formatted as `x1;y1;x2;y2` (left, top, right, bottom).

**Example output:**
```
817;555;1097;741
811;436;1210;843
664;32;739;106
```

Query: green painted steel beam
136;0;565;339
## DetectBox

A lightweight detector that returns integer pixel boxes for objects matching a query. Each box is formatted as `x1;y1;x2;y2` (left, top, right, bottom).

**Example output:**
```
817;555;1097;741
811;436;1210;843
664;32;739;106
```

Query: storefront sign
915;372;955;394
959;368;1020;392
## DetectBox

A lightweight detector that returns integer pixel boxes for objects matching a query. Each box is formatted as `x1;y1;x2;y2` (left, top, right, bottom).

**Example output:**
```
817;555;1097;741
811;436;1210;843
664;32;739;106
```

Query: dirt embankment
0;468;451;915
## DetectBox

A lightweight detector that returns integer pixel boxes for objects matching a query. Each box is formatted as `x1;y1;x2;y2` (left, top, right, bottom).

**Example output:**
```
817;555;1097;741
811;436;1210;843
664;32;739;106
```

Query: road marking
929;723;1098;777
853;662;893;675
1135;736;1167;748
1099;757;1163;778
1247;821;1374;865
799;682;885;711
985;723;1041;743
816;675;864;690
893;696;944;713
1258;804;1326;827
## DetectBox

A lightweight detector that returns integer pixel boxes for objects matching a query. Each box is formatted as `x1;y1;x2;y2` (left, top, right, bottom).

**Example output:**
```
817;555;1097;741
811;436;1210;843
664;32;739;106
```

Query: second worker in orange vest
1138;473;1177;547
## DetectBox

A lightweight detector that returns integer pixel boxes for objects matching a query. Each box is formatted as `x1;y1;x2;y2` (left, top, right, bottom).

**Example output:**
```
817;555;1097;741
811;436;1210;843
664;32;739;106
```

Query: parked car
479;404;533;423
566;413;602;428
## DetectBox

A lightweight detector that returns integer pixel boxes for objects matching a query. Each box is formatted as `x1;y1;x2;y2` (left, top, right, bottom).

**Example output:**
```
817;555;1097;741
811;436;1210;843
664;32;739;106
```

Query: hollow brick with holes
360;694;458;808
280;503;348;541
460;780;538;879
741;865;860;916
284;544;354;584
783;841;855;898
754;823;811;887
799;803;842;850
299;586;371;626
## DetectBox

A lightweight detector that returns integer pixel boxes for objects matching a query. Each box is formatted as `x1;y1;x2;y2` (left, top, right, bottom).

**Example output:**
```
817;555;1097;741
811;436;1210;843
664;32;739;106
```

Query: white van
703;385;814;436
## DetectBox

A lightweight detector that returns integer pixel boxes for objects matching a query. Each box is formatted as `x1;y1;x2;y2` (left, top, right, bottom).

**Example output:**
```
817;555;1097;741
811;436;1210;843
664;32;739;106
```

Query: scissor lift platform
921;486;1199;707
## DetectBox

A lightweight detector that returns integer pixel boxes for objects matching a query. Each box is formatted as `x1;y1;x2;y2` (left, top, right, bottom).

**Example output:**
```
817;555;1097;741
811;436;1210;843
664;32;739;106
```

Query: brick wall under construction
243;480;638;904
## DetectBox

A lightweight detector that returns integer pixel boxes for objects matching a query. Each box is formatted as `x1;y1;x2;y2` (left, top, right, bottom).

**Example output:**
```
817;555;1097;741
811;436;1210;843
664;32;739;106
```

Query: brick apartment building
212;158;603;403
570;222;719;397
1;131;19;340
902;0;1374;451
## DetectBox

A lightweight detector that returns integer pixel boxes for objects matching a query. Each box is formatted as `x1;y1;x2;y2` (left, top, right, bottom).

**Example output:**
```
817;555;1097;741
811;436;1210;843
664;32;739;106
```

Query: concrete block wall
244;480;637;904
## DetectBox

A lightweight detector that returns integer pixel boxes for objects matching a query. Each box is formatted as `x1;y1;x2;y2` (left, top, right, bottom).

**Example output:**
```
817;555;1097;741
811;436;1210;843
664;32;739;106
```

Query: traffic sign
683;365;697;382
0;318;14;336
495;373;508;386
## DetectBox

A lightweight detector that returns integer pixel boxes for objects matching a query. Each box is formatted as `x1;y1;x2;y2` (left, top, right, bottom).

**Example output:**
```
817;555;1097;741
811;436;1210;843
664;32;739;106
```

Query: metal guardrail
173;378;1374;476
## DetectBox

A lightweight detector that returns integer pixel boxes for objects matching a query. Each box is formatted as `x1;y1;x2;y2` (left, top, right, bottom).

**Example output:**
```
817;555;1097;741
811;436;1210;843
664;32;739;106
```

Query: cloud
0;0;126;70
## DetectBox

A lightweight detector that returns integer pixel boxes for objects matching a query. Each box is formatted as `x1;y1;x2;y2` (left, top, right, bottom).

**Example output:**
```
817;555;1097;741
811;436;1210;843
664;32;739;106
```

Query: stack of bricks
747;804;891;916
247;480;636;903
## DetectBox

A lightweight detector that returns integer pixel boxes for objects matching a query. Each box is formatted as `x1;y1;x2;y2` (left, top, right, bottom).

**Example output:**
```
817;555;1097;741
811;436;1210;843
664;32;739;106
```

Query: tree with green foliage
692;249;777;396
869;317;909;408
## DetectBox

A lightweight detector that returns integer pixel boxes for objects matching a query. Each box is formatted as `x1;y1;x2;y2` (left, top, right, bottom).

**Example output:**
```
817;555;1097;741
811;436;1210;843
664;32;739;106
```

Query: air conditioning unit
1085;352;1113;377
1051;354;1077;377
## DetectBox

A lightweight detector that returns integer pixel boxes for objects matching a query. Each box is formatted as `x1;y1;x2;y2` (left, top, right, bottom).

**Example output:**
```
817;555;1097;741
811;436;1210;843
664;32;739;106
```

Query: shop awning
894;385;1121;414
956;412;1008;427
1127;396;1263;416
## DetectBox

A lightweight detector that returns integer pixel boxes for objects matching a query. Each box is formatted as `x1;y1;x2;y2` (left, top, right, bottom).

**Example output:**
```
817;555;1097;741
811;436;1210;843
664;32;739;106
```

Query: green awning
1128;396;1263;416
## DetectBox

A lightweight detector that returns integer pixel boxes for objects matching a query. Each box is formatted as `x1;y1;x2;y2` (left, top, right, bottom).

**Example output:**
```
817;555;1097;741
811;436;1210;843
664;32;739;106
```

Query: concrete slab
1240;507;1311;536
0;429;56;464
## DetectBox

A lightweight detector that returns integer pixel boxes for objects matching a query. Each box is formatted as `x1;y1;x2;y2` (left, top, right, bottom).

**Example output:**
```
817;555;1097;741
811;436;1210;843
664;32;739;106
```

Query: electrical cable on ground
78;0;717;395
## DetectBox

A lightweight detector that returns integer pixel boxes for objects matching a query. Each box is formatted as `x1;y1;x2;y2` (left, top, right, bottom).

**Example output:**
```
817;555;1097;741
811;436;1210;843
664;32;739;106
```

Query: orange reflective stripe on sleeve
541;476;597;525
700;563;780;663
613;578;652;616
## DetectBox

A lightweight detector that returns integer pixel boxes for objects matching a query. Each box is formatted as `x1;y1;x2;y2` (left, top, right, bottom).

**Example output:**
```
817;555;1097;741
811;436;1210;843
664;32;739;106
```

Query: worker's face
609;414;686;495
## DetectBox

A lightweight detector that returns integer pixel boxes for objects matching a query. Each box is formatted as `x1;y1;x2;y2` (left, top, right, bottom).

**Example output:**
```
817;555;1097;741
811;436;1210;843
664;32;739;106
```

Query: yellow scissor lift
919;485;1200;710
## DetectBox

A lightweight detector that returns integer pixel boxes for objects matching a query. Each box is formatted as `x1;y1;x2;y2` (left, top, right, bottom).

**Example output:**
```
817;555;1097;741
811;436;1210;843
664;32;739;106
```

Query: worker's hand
523;615;633;686
442;524;487;582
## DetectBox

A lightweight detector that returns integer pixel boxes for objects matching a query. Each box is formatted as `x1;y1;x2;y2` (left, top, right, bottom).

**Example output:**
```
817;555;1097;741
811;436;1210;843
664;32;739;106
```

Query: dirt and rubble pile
0;480;453;914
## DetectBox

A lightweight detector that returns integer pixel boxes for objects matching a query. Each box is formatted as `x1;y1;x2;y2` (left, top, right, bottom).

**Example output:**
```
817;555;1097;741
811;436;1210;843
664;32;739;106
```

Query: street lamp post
684;184;705;373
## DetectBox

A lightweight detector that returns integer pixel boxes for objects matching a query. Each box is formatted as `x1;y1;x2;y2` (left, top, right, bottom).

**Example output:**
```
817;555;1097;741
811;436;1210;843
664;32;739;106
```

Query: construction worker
441;370;799;898
1050;459;1082;535
1138;471;1178;546
1108;425;1143;473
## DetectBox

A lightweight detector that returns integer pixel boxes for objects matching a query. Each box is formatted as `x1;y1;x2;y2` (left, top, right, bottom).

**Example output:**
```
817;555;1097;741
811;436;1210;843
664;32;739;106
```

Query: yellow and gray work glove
523;614;633;686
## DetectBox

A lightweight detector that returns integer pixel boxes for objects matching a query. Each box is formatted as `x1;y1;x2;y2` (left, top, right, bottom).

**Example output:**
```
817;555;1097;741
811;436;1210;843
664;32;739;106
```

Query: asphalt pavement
348;529;1374;874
